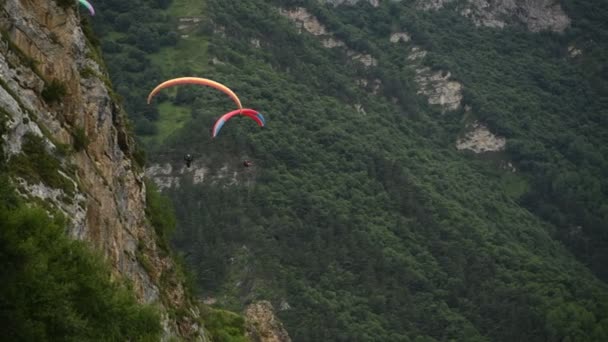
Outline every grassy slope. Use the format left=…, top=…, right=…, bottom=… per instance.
left=96, top=0, right=608, bottom=341
left=146, top=0, right=209, bottom=146
left=168, top=0, right=204, bottom=17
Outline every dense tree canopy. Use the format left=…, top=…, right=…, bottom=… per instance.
left=94, top=0, right=608, bottom=341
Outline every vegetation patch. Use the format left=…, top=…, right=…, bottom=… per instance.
left=72, top=126, right=89, bottom=152
left=8, top=133, right=75, bottom=196
left=132, top=142, right=147, bottom=169
left=0, top=194, right=162, bottom=340
left=145, top=180, right=176, bottom=252
left=90, top=0, right=185, bottom=146
left=79, top=66, right=98, bottom=79
left=200, top=307, right=249, bottom=342
left=1, top=133, right=160, bottom=340
left=169, top=0, right=205, bottom=17
left=96, top=0, right=608, bottom=341
left=136, top=242, right=155, bottom=277
left=141, top=101, right=190, bottom=147
left=81, top=18, right=101, bottom=50
left=142, top=179, right=204, bottom=328
left=41, top=79, right=67, bottom=104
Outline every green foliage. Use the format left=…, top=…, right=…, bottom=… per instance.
left=145, top=180, right=176, bottom=252
left=382, top=1, right=608, bottom=281
left=81, top=18, right=102, bottom=51
left=136, top=242, right=156, bottom=276
left=96, top=0, right=608, bottom=341
left=9, top=133, right=75, bottom=196
left=142, top=180, right=202, bottom=318
left=133, top=142, right=148, bottom=168
left=136, top=118, right=159, bottom=136
left=201, top=307, right=249, bottom=342
left=72, top=126, right=90, bottom=152
left=79, top=66, right=97, bottom=79
left=0, top=188, right=162, bottom=341
left=91, top=0, right=183, bottom=147
left=0, top=103, right=161, bottom=341
left=41, top=79, right=67, bottom=103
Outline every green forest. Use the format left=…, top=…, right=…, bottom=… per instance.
left=0, top=114, right=162, bottom=340
left=92, top=0, right=608, bottom=340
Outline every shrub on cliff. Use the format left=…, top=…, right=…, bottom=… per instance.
left=41, top=79, right=67, bottom=104
left=72, top=126, right=90, bottom=152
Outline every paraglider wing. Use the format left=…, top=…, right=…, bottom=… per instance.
left=241, top=109, right=265, bottom=127
left=255, top=112, right=266, bottom=125
left=212, top=113, right=231, bottom=138
left=78, top=0, right=95, bottom=16
left=212, top=108, right=265, bottom=138
left=147, top=77, right=242, bottom=109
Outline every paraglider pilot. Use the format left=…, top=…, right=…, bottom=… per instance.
left=184, top=154, right=194, bottom=168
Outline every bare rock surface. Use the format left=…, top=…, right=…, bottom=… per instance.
left=146, top=160, right=252, bottom=190
left=419, top=0, right=570, bottom=32
left=245, top=301, right=292, bottom=342
left=324, top=0, right=380, bottom=6
left=415, top=68, right=463, bottom=112
left=457, top=122, right=506, bottom=153
left=279, top=7, right=327, bottom=35
left=390, top=32, right=411, bottom=43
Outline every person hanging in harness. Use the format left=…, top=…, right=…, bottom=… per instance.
left=184, top=154, right=194, bottom=168
left=243, top=160, right=254, bottom=167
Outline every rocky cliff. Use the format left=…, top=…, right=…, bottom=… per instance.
left=322, top=0, right=570, bottom=32
left=420, top=0, right=570, bottom=32
left=0, top=0, right=203, bottom=339
left=245, top=301, right=291, bottom=342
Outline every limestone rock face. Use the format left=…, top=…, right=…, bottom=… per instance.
left=390, top=32, right=411, bottom=43
left=245, top=301, right=292, bottom=342
left=348, top=51, right=378, bottom=67
left=418, top=0, right=451, bottom=11
left=404, top=44, right=462, bottom=112
left=0, top=1, right=204, bottom=340
left=322, top=36, right=346, bottom=48
left=324, top=0, right=380, bottom=7
left=279, top=7, right=377, bottom=68
left=415, top=69, right=463, bottom=112
left=568, top=45, right=582, bottom=58
left=146, top=163, right=181, bottom=190
left=457, top=122, right=506, bottom=153
left=419, top=0, right=570, bottom=32
left=146, top=160, right=250, bottom=190
left=279, top=7, right=327, bottom=36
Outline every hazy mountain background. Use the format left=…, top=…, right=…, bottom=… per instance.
left=92, top=0, right=608, bottom=340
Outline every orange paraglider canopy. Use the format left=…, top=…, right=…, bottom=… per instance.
left=147, top=77, right=242, bottom=109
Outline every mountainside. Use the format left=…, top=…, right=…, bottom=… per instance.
left=94, top=0, right=608, bottom=341
left=0, top=0, right=204, bottom=339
